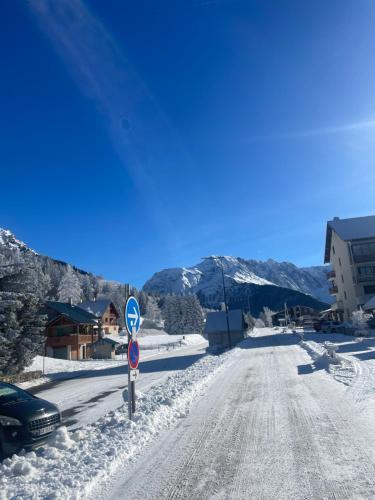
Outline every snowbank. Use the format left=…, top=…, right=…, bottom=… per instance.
left=0, top=344, right=234, bottom=499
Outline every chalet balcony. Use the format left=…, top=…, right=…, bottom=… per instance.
left=329, top=285, right=338, bottom=295
left=327, top=270, right=336, bottom=280
left=353, top=253, right=375, bottom=264
left=46, top=335, right=98, bottom=346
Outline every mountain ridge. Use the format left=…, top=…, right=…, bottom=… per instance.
left=143, top=255, right=332, bottom=306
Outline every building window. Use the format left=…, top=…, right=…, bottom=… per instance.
left=347, top=308, right=350, bottom=318
left=338, top=257, right=342, bottom=266
left=364, top=285, right=375, bottom=295
left=332, top=245, right=335, bottom=255
left=341, top=274, right=344, bottom=283
left=358, top=265, right=375, bottom=277
left=344, top=291, right=347, bottom=300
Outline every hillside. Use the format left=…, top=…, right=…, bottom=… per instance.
left=0, top=228, right=129, bottom=325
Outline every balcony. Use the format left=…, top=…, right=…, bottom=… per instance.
left=46, top=335, right=98, bottom=346
left=327, top=270, right=336, bottom=280
left=357, top=273, right=375, bottom=283
left=352, top=253, right=375, bottom=264
left=329, top=285, right=338, bottom=295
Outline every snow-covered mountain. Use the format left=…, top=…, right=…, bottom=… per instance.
left=143, top=256, right=332, bottom=305
left=0, top=228, right=37, bottom=255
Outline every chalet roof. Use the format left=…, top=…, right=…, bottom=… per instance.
left=78, top=299, right=117, bottom=318
left=204, top=309, right=244, bottom=334
left=324, top=216, right=375, bottom=263
left=45, top=301, right=98, bottom=325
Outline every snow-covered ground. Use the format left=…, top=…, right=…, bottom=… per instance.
left=20, top=333, right=205, bottom=390
left=6, top=328, right=375, bottom=498
left=298, top=330, right=375, bottom=417
left=0, top=339, right=223, bottom=499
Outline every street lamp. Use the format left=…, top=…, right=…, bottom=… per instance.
left=202, top=256, right=231, bottom=348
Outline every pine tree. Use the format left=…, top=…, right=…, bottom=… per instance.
left=0, top=259, right=46, bottom=375
left=57, top=265, right=82, bottom=304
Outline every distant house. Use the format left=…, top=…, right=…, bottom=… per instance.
left=45, top=301, right=99, bottom=360
left=204, top=309, right=246, bottom=349
left=272, top=305, right=320, bottom=327
left=77, top=299, right=120, bottom=335
left=91, top=337, right=120, bottom=360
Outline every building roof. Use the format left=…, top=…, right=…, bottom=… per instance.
left=324, top=215, right=375, bottom=263
left=364, top=295, right=375, bottom=311
left=204, top=309, right=244, bottom=334
left=78, top=299, right=117, bottom=318
left=45, top=301, right=98, bottom=325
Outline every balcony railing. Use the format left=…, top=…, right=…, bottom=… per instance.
left=357, top=274, right=375, bottom=283
left=329, top=286, right=338, bottom=295
left=327, top=270, right=336, bottom=280
left=353, top=253, right=375, bottom=264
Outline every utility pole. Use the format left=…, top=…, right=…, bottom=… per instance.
left=202, top=256, right=231, bottom=348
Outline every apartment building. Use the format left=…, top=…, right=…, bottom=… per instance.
left=324, top=215, right=375, bottom=321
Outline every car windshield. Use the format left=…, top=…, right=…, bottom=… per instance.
left=0, top=384, right=33, bottom=404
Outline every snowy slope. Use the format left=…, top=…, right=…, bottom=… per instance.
left=0, top=227, right=37, bottom=255
left=143, top=256, right=332, bottom=304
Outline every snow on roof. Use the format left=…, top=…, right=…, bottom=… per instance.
left=324, top=215, right=375, bottom=263
left=78, top=299, right=112, bottom=317
left=45, top=301, right=98, bottom=324
left=364, top=295, right=375, bottom=311
left=329, top=216, right=375, bottom=241
left=204, top=309, right=244, bottom=334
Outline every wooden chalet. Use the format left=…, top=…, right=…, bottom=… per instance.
left=45, top=301, right=99, bottom=360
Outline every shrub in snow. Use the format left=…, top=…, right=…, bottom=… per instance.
left=351, top=309, right=370, bottom=335
left=254, top=318, right=265, bottom=328
left=259, top=306, right=275, bottom=327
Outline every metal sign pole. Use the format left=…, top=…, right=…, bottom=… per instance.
left=128, top=326, right=132, bottom=421
left=125, top=294, right=140, bottom=421
left=131, top=326, right=136, bottom=413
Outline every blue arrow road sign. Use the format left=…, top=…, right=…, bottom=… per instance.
left=125, top=296, right=140, bottom=335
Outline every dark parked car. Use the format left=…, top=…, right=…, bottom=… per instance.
left=0, top=382, right=61, bottom=459
left=115, top=343, right=128, bottom=355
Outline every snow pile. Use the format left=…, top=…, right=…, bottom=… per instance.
left=0, top=346, right=233, bottom=499
left=299, top=340, right=356, bottom=386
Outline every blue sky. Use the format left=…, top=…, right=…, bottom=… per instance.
left=1, top=0, right=375, bottom=287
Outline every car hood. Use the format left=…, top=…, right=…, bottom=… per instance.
left=0, top=398, right=59, bottom=423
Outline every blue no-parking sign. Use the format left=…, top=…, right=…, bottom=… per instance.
left=125, top=296, right=140, bottom=336
left=128, top=339, right=140, bottom=369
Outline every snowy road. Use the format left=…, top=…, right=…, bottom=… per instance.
left=30, top=342, right=208, bottom=429
left=105, top=330, right=375, bottom=500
